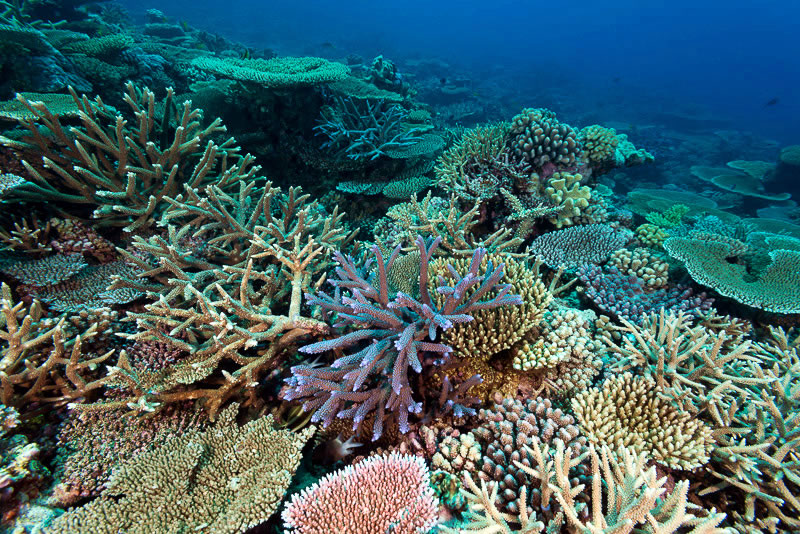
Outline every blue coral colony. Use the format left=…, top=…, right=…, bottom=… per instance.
left=0, top=1, right=799, bottom=533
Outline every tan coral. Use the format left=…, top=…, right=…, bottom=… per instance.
left=571, top=372, right=715, bottom=469
left=608, top=247, right=670, bottom=288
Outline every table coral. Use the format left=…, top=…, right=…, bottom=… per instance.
left=529, top=223, right=632, bottom=269
left=46, top=406, right=313, bottom=534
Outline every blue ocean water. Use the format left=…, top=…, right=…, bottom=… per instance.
left=120, top=0, right=799, bottom=145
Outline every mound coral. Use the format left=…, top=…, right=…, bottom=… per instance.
left=510, top=108, right=581, bottom=170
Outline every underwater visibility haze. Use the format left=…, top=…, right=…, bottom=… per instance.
left=0, top=0, right=799, bottom=532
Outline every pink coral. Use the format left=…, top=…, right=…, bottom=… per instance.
left=282, top=453, right=439, bottom=534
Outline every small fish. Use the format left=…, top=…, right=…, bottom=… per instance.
left=440, top=77, right=447, bottom=86
left=180, top=20, right=191, bottom=32
left=764, top=97, right=779, bottom=107
left=240, top=48, right=251, bottom=60
left=320, top=42, right=336, bottom=50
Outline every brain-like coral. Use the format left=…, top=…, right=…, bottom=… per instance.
left=510, top=108, right=581, bottom=169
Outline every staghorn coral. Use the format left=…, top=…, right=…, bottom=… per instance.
left=510, top=108, right=581, bottom=170
left=571, top=372, right=715, bottom=469
left=378, top=192, right=525, bottom=256
left=665, top=235, right=800, bottom=314
left=46, top=406, right=314, bottom=534
left=0, top=282, right=114, bottom=407
left=315, top=96, right=424, bottom=161
left=699, top=327, right=800, bottom=529
left=529, top=223, right=632, bottom=269
left=2, top=82, right=257, bottom=231
left=547, top=443, right=726, bottom=534
left=103, top=182, right=351, bottom=417
left=282, top=453, right=439, bottom=534
left=602, top=310, right=761, bottom=414
left=283, top=236, right=522, bottom=439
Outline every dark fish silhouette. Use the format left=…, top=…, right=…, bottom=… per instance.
left=612, top=76, right=621, bottom=83
left=764, top=97, right=779, bottom=107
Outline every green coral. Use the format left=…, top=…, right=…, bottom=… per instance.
left=191, top=56, right=349, bottom=87
left=665, top=235, right=800, bottom=314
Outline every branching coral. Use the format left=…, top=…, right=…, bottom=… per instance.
left=283, top=236, right=522, bottom=439
left=282, top=453, right=439, bottom=534
left=2, top=82, right=257, bottom=231
left=571, top=372, right=715, bottom=469
left=602, top=310, right=762, bottom=414
left=0, top=283, right=114, bottom=407
left=46, top=406, right=314, bottom=534
left=315, top=96, right=424, bottom=160
left=102, top=182, right=350, bottom=416
left=546, top=443, right=726, bottom=534
left=377, top=192, right=524, bottom=256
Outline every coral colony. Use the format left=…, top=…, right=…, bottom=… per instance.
left=1, top=2, right=800, bottom=533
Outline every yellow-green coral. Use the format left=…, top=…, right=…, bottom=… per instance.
left=45, top=407, right=314, bottom=534
left=635, top=222, right=668, bottom=248
left=579, top=124, right=619, bottom=166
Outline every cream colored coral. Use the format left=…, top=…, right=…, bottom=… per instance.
left=512, top=309, right=595, bottom=371
left=544, top=172, right=591, bottom=228
left=608, top=247, right=670, bottom=288
left=432, top=432, right=482, bottom=474
left=571, top=372, right=715, bottom=469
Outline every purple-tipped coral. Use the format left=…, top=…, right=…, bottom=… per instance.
left=578, top=265, right=713, bottom=324
left=283, top=236, right=522, bottom=439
